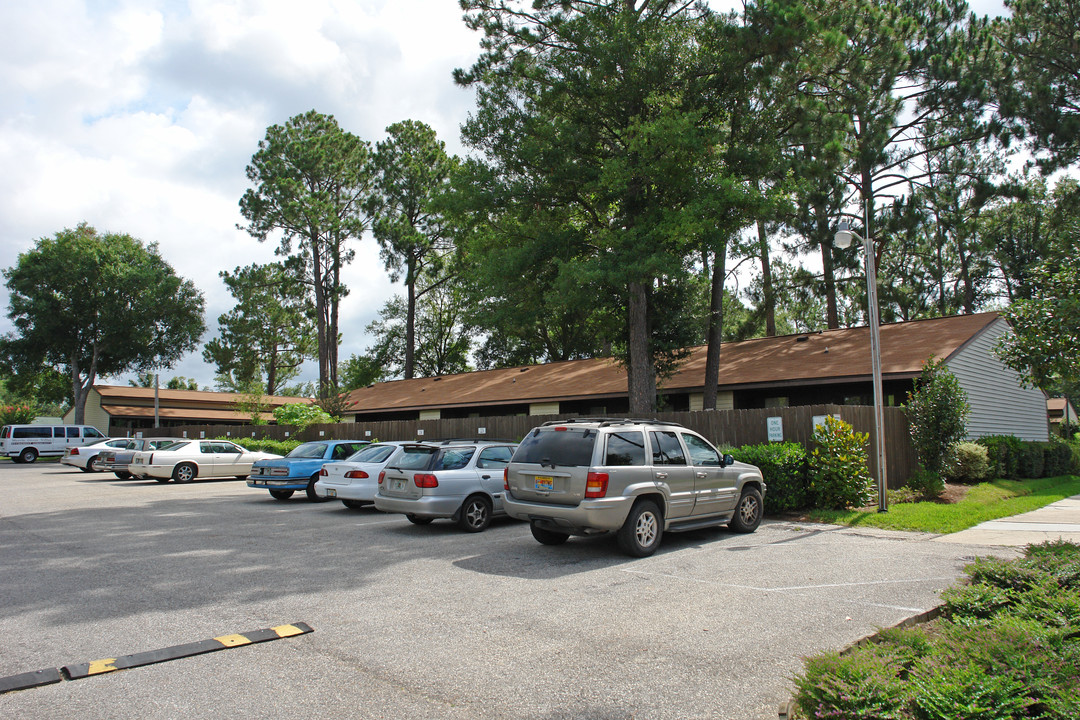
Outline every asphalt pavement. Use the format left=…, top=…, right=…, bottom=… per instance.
left=0, top=463, right=1054, bottom=719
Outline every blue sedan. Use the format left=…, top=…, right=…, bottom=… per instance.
left=248, top=440, right=368, bottom=501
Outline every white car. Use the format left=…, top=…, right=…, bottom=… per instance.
left=60, top=438, right=133, bottom=472
left=313, top=441, right=410, bottom=509
left=128, top=439, right=281, bottom=484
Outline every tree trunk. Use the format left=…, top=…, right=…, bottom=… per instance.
left=819, top=203, right=839, bottom=330
left=702, top=247, right=726, bottom=410
left=757, top=220, right=775, bottom=336
left=405, top=255, right=417, bottom=380
left=309, top=233, right=330, bottom=391
left=626, top=281, right=654, bottom=414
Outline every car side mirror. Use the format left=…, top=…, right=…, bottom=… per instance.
left=722, top=454, right=735, bottom=467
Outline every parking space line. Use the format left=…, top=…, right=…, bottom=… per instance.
left=622, top=568, right=956, bottom=593
left=0, top=622, right=313, bottom=694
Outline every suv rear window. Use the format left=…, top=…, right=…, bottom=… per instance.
left=513, top=429, right=596, bottom=467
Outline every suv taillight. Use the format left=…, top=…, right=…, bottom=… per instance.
left=503, top=467, right=509, bottom=491
left=378, top=471, right=385, bottom=484
left=585, top=472, right=609, bottom=498
left=414, top=473, right=439, bottom=488
left=345, top=470, right=369, bottom=479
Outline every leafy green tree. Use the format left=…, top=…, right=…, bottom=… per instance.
left=339, top=354, right=385, bottom=391
left=0, top=223, right=205, bottom=424
left=127, top=373, right=202, bottom=391
left=456, top=0, right=732, bottom=412
left=202, top=262, right=315, bottom=395
left=998, top=195, right=1080, bottom=399
left=360, top=284, right=473, bottom=380
left=904, top=357, right=970, bottom=476
left=367, top=120, right=457, bottom=379
left=995, top=0, right=1080, bottom=171
left=0, top=367, right=70, bottom=412
left=239, top=110, right=373, bottom=391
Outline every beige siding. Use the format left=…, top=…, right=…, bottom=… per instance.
left=63, top=390, right=111, bottom=435
left=945, top=319, right=1049, bottom=442
left=419, top=409, right=442, bottom=421
left=529, top=402, right=560, bottom=416
left=688, top=392, right=733, bottom=412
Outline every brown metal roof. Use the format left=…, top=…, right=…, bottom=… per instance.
left=345, top=313, right=1002, bottom=414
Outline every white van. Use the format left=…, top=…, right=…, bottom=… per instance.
left=0, top=424, right=108, bottom=463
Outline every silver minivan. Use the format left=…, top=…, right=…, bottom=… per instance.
left=503, top=419, right=766, bottom=556
left=374, top=440, right=517, bottom=532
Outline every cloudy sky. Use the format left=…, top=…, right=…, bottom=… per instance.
left=0, top=0, right=1008, bottom=392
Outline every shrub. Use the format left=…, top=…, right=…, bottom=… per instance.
left=978, top=435, right=1024, bottom=479
left=1042, top=439, right=1075, bottom=477
left=940, top=583, right=1016, bottom=622
left=904, top=357, right=970, bottom=475
left=730, top=442, right=808, bottom=512
left=807, top=416, right=874, bottom=510
left=906, top=468, right=945, bottom=500
left=1018, top=441, right=1045, bottom=479
left=943, top=442, right=990, bottom=484
left=0, top=404, right=36, bottom=425
left=793, top=647, right=908, bottom=720
left=908, top=662, right=1033, bottom=720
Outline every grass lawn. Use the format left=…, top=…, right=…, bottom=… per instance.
left=805, top=475, right=1080, bottom=534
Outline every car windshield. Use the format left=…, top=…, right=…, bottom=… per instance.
left=286, top=442, right=328, bottom=459
left=513, top=428, right=596, bottom=466
left=347, top=444, right=398, bottom=463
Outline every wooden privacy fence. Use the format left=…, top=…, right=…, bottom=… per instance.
left=161, top=404, right=916, bottom=488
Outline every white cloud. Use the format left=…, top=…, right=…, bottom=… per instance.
left=0, top=0, right=482, bottom=390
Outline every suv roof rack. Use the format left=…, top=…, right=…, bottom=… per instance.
left=539, top=418, right=684, bottom=429
left=428, top=437, right=516, bottom=445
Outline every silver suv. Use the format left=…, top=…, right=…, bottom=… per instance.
left=374, top=440, right=517, bottom=532
left=503, top=419, right=766, bottom=556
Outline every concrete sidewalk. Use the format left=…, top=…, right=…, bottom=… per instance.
left=935, top=493, right=1080, bottom=546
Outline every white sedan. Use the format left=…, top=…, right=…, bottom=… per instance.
left=60, top=438, right=133, bottom=472
left=313, top=441, right=409, bottom=508
left=128, top=439, right=281, bottom=483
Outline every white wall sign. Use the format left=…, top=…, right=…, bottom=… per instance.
left=767, top=416, right=783, bottom=442
left=417, top=429, right=425, bottom=436
left=478, top=427, right=487, bottom=435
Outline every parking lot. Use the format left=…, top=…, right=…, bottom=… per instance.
left=1, top=463, right=1016, bottom=719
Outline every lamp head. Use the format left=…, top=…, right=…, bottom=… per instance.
left=834, top=221, right=855, bottom=249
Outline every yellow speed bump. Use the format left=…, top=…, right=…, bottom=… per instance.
left=61, top=622, right=313, bottom=681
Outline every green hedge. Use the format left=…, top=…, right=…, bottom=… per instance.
left=730, top=442, right=808, bottom=512
left=978, top=435, right=1079, bottom=480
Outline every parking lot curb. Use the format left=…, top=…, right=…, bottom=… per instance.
left=0, top=623, right=312, bottom=694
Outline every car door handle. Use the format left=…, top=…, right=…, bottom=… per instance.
left=481, top=475, right=491, bottom=479
left=655, top=472, right=668, bottom=479
left=696, top=472, right=707, bottom=478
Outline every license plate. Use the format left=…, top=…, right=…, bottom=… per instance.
left=326, top=488, right=336, bottom=497
left=534, top=476, right=554, bottom=491
left=392, top=479, right=406, bottom=492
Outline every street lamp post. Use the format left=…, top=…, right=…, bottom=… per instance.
left=835, top=212, right=888, bottom=513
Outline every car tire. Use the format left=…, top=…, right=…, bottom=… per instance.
left=728, top=487, right=763, bottom=534
left=342, top=500, right=367, bottom=509
left=172, top=462, right=197, bottom=483
left=19, top=447, right=38, bottom=464
left=406, top=514, right=434, bottom=525
left=114, top=471, right=132, bottom=480
left=530, top=522, right=569, bottom=546
left=235, top=475, right=248, bottom=481
left=616, top=499, right=663, bottom=557
left=458, top=495, right=492, bottom=533
left=269, top=489, right=294, bottom=500
left=85, top=456, right=100, bottom=472
left=306, top=474, right=330, bottom=502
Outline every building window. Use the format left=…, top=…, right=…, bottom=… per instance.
left=765, top=397, right=789, bottom=408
